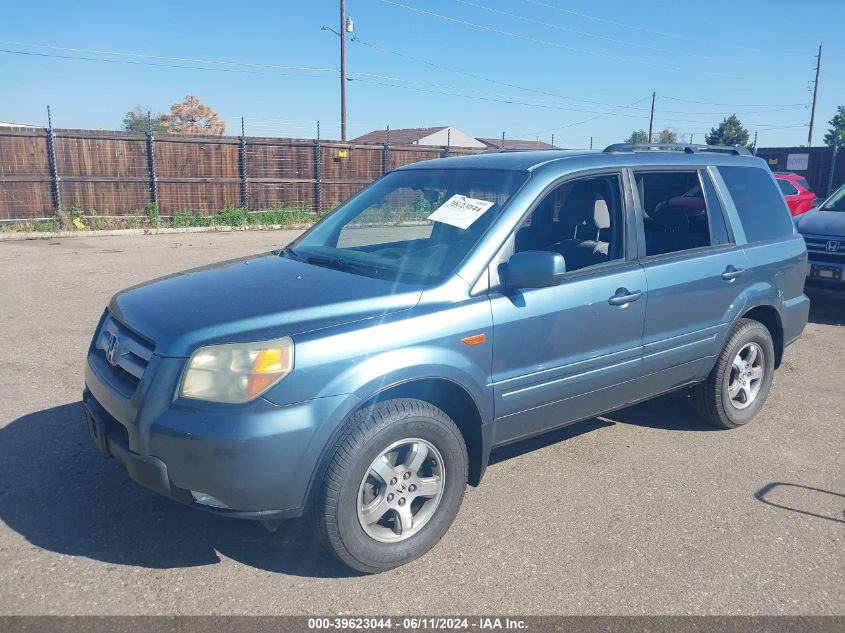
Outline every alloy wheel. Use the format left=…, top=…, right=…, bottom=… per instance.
left=727, top=342, right=765, bottom=410
left=356, top=438, right=445, bottom=543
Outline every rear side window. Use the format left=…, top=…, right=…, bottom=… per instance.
left=718, top=166, right=794, bottom=242
left=777, top=179, right=798, bottom=196
left=633, top=170, right=728, bottom=257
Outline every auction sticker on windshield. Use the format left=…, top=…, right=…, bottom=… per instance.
left=428, top=194, right=494, bottom=230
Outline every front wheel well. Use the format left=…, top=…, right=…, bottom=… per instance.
left=741, top=305, right=784, bottom=368
left=359, top=379, right=486, bottom=486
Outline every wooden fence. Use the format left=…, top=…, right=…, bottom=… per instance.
left=8, top=128, right=838, bottom=222
left=0, top=127, right=481, bottom=220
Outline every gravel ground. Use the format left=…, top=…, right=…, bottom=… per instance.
left=0, top=231, right=842, bottom=615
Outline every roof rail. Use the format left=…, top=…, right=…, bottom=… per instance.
left=481, top=147, right=561, bottom=154
left=603, top=143, right=751, bottom=156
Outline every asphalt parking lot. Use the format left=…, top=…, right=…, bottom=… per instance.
left=0, top=230, right=842, bottom=615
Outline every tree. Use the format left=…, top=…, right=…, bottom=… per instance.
left=161, top=94, right=225, bottom=136
left=656, top=127, right=678, bottom=144
left=625, top=129, right=649, bottom=143
left=122, top=106, right=165, bottom=132
left=705, top=114, right=749, bottom=147
left=823, top=105, right=845, bottom=147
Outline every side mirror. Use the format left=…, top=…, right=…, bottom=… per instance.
left=810, top=197, right=822, bottom=208
left=502, top=251, right=566, bottom=289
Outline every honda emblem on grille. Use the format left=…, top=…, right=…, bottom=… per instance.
left=826, top=240, right=841, bottom=252
left=106, top=334, right=120, bottom=366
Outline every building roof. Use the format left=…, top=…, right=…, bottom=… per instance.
left=0, top=120, right=39, bottom=128
left=351, top=127, right=448, bottom=145
left=476, top=137, right=559, bottom=150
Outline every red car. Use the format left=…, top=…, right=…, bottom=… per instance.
left=774, top=172, right=817, bottom=216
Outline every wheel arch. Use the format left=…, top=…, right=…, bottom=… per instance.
left=356, top=378, right=489, bottom=487
left=302, top=376, right=492, bottom=519
left=740, top=304, right=784, bottom=368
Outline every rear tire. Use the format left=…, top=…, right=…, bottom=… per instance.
left=692, top=318, right=775, bottom=429
left=315, top=398, right=468, bottom=573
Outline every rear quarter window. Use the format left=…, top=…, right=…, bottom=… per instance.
left=777, top=179, right=798, bottom=196
left=718, top=166, right=794, bottom=242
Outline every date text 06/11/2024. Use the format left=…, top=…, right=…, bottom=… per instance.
left=306, top=617, right=529, bottom=630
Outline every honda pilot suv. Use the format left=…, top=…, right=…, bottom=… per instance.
left=84, top=144, right=809, bottom=573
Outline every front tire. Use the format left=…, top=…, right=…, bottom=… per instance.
left=315, top=398, right=468, bottom=573
left=692, top=318, right=776, bottom=429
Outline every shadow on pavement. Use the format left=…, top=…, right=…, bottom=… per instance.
left=489, top=390, right=715, bottom=465
left=806, top=291, right=845, bottom=326
left=1, top=393, right=715, bottom=575
left=489, top=418, right=614, bottom=466
left=755, top=482, right=845, bottom=524
left=603, top=391, right=718, bottom=432
left=0, top=402, right=358, bottom=578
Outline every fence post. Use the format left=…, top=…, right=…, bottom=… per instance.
left=314, top=121, right=322, bottom=213
left=383, top=125, right=390, bottom=175
left=46, top=105, right=61, bottom=211
left=146, top=114, right=158, bottom=207
left=239, top=117, right=248, bottom=210
left=827, top=144, right=839, bottom=197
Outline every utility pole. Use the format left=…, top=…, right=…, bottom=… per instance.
left=340, top=0, right=348, bottom=142
left=808, top=43, right=822, bottom=146
left=648, top=91, right=656, bottom=142
left=590, top=136, right=593, bottom=149
left=753, top=130, right=758, bottom=155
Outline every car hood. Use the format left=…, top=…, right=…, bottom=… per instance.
left=109, top=253, right=423, bottom=357
left=795, top=209, right=845, bottom=238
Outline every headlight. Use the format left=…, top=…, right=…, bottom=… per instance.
left=179, top=337, right=294, bottom=404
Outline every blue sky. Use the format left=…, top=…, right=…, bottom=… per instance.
left=2, top=0, right=843, bottom=147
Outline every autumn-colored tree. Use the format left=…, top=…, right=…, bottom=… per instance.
left=656, top=127, right=678, bottom=144
left=161, top=95, right=225, bottom=136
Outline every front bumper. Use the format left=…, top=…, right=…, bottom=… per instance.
left=805, top=256, right=845, bottom=293
left=84, top=357, right=361, bottom=520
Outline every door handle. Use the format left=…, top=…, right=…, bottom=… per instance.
left=608, top=288, right=643, bottom=306
left=721, top=265, right=745, bottom=281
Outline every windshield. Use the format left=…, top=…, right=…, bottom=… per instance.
left=820, top=184, right=845, bottom=212
left=288, top=168, right=528, bottom=283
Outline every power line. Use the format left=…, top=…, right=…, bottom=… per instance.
left=0, top=40, right=337, bottom=73
left=352, top=73, right=809, bottom=129
left=351, top=71, right=644, bottom=114
left=519, top=0, right=762, bottom=54
left=452, top=0, right=736, bottom=65
left=660, top=94, right=807, bottom=108
left=352, top=37, right=807, bottom=118
left=515, top=96, right=653, bottom=137
left=6, top=38, right=808, bottom=119
left=352, top=36, right=635, bottom=110
left=377, top=0, right=742, bottom=78
left=0, top=47, right=335, bottom=79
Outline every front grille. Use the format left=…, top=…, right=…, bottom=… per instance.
left=93, top=313, right=155, bottom=388
left=804, top=236, right=845, bottom=260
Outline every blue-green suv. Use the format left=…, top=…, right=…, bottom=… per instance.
left=84, top=144, right=809, bottom=572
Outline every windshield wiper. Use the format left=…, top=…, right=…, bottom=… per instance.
left=304, top=255, right=383, bottom=277
left=279, top=246, right=302, bottom=260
